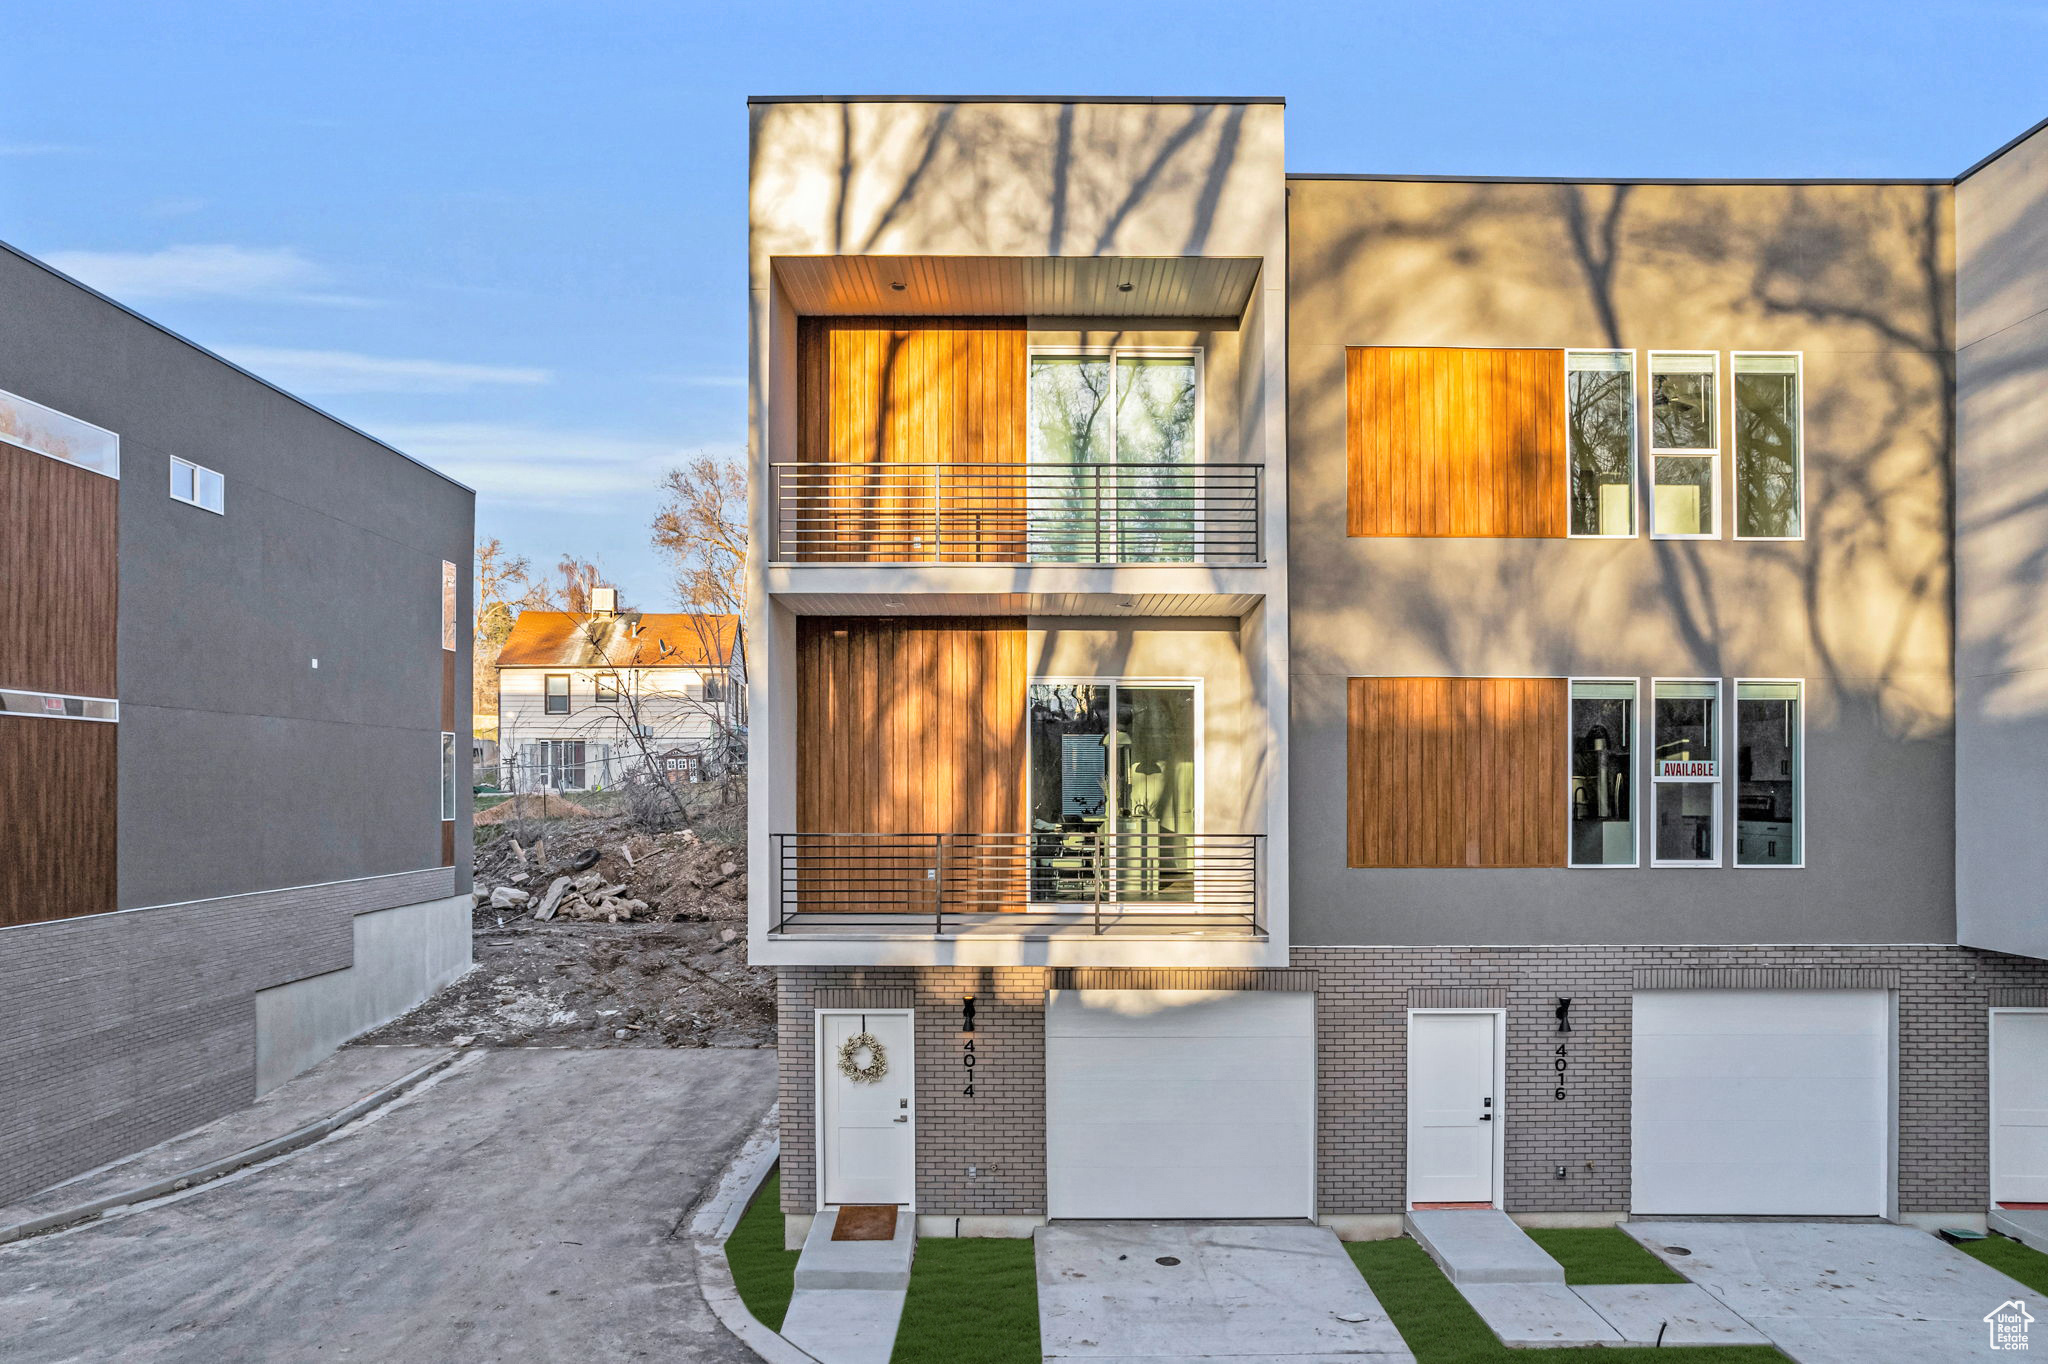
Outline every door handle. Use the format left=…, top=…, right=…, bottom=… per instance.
left=892, top=1115, right=908, bottom=1123
left=1478, top=1113, right=1492, bottom=1121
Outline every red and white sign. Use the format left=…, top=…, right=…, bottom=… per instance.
left=1656, top=759, right=1717, bottom=780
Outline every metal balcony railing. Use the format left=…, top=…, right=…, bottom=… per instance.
left=770, top=831, right=1263, bottom=936
left=768, top=461, right=1263, bottom=565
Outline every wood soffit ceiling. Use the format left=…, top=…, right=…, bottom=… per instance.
left=771, top=255, right=1261, bottom=320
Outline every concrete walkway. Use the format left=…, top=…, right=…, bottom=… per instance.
left=1036, top=1221, right=1415, bottom=1363
left=1991, top=1206, right=2048, bottom=1253
left=1626, top=1220, right=2041, bottom=1363
left=0, top=1047, right=777, bottom=1364
left=781, top=1208, right=915, bottom=1364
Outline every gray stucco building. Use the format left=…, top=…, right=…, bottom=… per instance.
left=0, top=241, right=474, bottom=1205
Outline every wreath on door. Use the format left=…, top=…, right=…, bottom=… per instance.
left=837, top=1031, right=889, bottom=1084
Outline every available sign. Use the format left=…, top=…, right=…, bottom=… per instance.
left=1656, top=759, right=1717, bottom=780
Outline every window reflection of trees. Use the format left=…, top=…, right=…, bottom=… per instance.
left=1735, top=371, right=1800, bottom=538
left=1567, top=366, right=1633, bottom=535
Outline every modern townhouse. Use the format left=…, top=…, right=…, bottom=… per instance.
left=747, top=96, right=2048, bottom=1247
left=495, top=592, right=745, bottom=792
left=0, top=241, right=475, bottom=1206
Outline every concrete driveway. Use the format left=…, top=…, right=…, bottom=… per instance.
left=1036, top=1221, right=1415, bottom=1363
left=1625, top=1221, right=2039, bottom=1364
left=0, top=1047, right=776, bottom=1364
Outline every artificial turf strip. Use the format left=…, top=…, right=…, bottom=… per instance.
left=890, top=1237, right=1041, bottom=1364
left=1346, top=1237, right=1787, bottom=1362
left=1522, top=1227, right=1689, bottom=1284
left=1958, top=1233, right=2048, bottom=1295
left=722, top=1167, right=799, bottom=1332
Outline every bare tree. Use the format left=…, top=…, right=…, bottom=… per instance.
left=652, top=453, right=746, bottom=615
left=473, top=538, right=556, bottom=718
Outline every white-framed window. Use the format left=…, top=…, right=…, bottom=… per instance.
left=169, top=456, right=225, bottom=514
left=1651, top=678, right=1722, bottom=866
left=441, top=560, right=458, bottom=650
left=1734, top=678, right=1803, bottom=867
left=544, top=673, right=571, bottom=714
left=595, top=674, right=620, bottom=703
left=1568, top=678, right=1638, bottom=866
left=1026, top=345, right=1203, bottom=563
left=1565, top=350, right=1637, bottom=537
left=1733, top=353, right=1804, bottom=540
left=1647, top=352, right=1718, bottom=538
left=440, top=731, right=457, bottom=821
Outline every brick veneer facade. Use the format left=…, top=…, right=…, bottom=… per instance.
left=0, top=867, right=456, bottom=1206
left=778, top=943, right=2048, bottom=1219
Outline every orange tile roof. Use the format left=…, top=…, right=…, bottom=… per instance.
left=494, top=611, right=740, bottom=669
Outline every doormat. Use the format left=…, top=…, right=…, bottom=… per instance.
left=832, top=1205, right=899, bottom=1241
left=1999, top=1201, right=2048, bottom=1210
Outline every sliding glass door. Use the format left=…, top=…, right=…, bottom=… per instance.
left=1027, top=680, right=1198, bottom=905
left=1026, top=350, right=1200, bottom=562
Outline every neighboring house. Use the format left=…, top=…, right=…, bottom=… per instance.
left=746, top=96, right=2048, bottom=1246
left=0, top=240, right=474, bottom=1206
left=494, top=591, right=743, bottom=793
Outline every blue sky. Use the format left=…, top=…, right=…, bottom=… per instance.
left=8, top=1, right=2047, bottom=606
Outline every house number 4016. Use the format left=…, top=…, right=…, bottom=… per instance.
left=1553, top=1043, right=1568, bottom=1101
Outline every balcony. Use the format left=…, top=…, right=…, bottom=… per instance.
left=768, top=461, right=1263, bottom=566
left=770, top=831, right=1263, bottom=937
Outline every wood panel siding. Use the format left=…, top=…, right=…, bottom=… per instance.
left=1, top=440, right=118, bottom=696
left=1346, top=347, right=1566, bottom=538
left=1347, top=677, right=1567, bottom=868
left=441, top=651, right=457, bottom=734
left=0, top=715, right=117, bottom=925
left=793, top=317, right=1027, bottom=561
left=796, top=616, right=1028, bottom=913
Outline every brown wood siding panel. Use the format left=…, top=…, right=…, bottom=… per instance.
left=441, top=821, right=456, bottom=868
left=1347, top=677, right=1566, bottom=868
left=794, top=317, right=1026, bottom=562
left=441, top=651, right=457, bottom=733
left=796, top=617, right=1027, bottom=913
left=0, top=441, right=118, bottom=696
left=1346, top=347, right=1566, bottom=538
left=0, top=715, right=117, bottom=925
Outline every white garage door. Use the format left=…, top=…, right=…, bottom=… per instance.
left=1632, top=989, right=1890, bottom=1216
left=1046, top=989, right=1314, bottom=1219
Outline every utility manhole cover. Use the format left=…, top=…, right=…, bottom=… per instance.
left=1664, top=1246, right=1692, bottom=1256
left=1155, top=1256, right=1181, bottom=1266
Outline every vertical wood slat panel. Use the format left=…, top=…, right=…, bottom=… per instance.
left=795, top=616, right=1028, bottom=914
left=1347, top=677, right=1567, bottom=868
left=0, top=716, right=118, bottom=925
left=1346, top=347, right=1566, bottom=538
left=795, top=317, right=1026, bottom=562
left=1, top=441, right=118, bottom=696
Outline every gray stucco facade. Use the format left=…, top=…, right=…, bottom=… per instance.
left=0, top=242, right=474, bottom=1205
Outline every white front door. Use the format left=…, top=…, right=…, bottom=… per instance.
left=1631, top=989, right=1889, bottom=1216
left=1407, top=1011, right=1500, bottom=1206
left=819, top=1011, right=914, bottom=1207
left=1993, top=1010, right=2048, bottom=1206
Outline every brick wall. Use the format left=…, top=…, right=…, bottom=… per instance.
left=0, top=867, right=455, bottom=1205
left=780, top=943, right=2048, bottom=1220
left=779, top=966, right=1048, bottom=1216
left=1301, top=943, right=2048, bottom=1216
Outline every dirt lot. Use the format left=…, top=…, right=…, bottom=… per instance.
left=355, top=785, right=776, bottom=1050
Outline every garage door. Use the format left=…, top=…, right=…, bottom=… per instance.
left=1046, top=989, right=1314, bottom=1219
left=1632, top=989, right=1890, bottom=1216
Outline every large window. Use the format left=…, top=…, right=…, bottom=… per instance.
left=1566, top=351, right=1636, bottom=537
left=1027, top=348, right=1200, bottom=562
left=1027, top=680, right=1198, bottom=903
left=1648, top=352, right=1718, bottom=538
left=1569, top=679, right=1637, bottom=866
left=1733, top=353, right=1803, bottom=539
left=1735, top=679, right=1803, bottom=866
left=1652, top=679, right=1721, bottom=865
left=544, top=673, right=570, bottom=714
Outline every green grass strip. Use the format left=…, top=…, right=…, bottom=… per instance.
left=1958, top=1232, right=2048, bottom=1295
left=722, top=1167, right=798, bottom=1332
left=892, top=1237, right=1040, bottom=1364
left=1524, top=1227, right=1689, bottom=1284
left=1347, top=1237, right=1785, bottom=1362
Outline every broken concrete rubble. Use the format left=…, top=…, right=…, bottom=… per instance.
left=488, top=886, right=530, bottom=910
